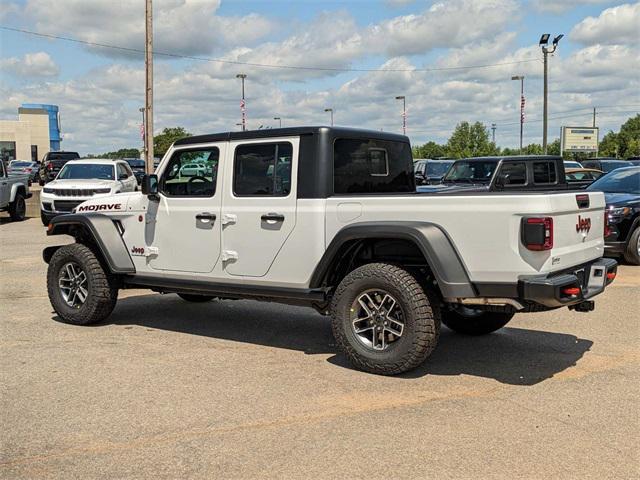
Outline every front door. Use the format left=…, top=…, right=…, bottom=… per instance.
left=148, top=144, right=224, bottom=273
left=222, top=138, right=298, bottom=277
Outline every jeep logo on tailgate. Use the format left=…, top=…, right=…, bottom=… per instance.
left=77, top=203, right=122, bottom=212
left=576, top=215, right=591, bottom=233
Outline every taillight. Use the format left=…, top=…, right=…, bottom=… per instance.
left=46, top=162, right=53, bottom=171
left=522, top=217, right=553, bottom=251
left=604, top=211, right=612, bottom=237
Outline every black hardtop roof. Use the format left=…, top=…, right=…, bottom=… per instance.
left=454, top=155, right=563, bottom=162
left=173, top=126, right=409, bottom=146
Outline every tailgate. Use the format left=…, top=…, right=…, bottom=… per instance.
left=523, top=191, right=605, bottom=272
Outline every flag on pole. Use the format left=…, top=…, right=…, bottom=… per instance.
left=140, top=122, right=145, bottom=140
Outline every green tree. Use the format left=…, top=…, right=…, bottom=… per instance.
left=446, top=121, right=499, bottom=158
left=599, top=131, right=618, bottom=157
left=547, top=138, right=561, bottom=156
left=617, top=114, right=640, bottom=158
left=412, top=141, right=447, bottom=159
left=154, top=127, right=191, bottom=157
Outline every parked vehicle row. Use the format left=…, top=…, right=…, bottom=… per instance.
left=40, top=159, right=137, bottom=225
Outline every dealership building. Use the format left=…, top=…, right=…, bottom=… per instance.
left=0, top=104, right=62, bottom=163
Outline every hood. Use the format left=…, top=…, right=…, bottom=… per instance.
left=48, top=178, right=115, bottom=189
left=604, top=192, right=640, bottom=207
left=417, top=183, right=490, bottom=194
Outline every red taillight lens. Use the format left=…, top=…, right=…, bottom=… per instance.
left=522, top=217, right=554, bottom=251
left=606, top=272, right=616, bottom=281
left=46, top=162, right=53, bottom=171
left=604, top=211, right=612, bottom=237
left=562, top=287, right=581, bottom=296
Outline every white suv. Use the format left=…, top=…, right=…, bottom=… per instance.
left=40, top=159, right=137, bottom=225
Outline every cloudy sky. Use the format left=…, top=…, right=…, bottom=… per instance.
left=1, top=0, right=639, bottom=154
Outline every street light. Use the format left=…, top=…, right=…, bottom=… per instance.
left=491, top=123, right=497, bottom=143
left=236, top=73, right=247, bottom=131
left=511, top=75, right=525, bottom=154
left=324, top=108, right=334, bottom=126
left=274, top=117, right=282, bottom=128
left=395, top=96, right=406, bottom=135
left=540, top=33, right=563, bottom=154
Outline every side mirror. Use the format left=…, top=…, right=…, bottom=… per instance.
left=141, top=174, right=159, bottom=196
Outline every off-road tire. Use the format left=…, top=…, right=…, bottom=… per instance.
left=442, top=308, right=514, bottom=335
left=177, top=293, right=216, bottom=302
left=8, top=193, right=26, bottom=221
left=623, top=226, right=640, bottom=265
left=47, top=243, right=118, bottom=325
left=330, top=263, right=440, bottom=375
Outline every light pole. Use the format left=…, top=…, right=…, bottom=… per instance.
left=491, top=123, right=497, bottom=143
left=324, top=108, right=334, bottom=126
left=540, top=33, right=563, bottom=154
left=236, top=73, right=247, bottom=131
left=274, top=117, right=282, bottom=128
left=139, top=107, right=145, bottom=160
left=395, top=96, right=406, bottom=135
left=511, top=75, right=525, bottom=154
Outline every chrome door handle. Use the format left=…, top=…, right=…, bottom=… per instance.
left=261, top=213, right=285, bottom=222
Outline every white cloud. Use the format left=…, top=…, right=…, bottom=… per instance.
left=24, top=0, right=274, bottom=57
left=530, top=0, right=613, bottom=14
left=570, top=2, right=640, bottom=45
left=0, top=52, right=59, bottom=77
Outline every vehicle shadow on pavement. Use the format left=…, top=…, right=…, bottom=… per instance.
left=61, top=293, right=593, bottom=386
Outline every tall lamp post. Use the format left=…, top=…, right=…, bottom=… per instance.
left=511, top=75, right=525, bottom=154
left=540, top=33, right=563, bottom=154
left=395, top=95, right=406, bottom=135
left=324, top=108, right=334, bottom=126
left=274, top=117, right=282, bottom=128
left=236, top=73, right=247, bottom=131
left=491, top=123, right=497, bottom=143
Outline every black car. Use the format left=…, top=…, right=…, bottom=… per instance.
left=38, top=151, right=80, bottom=185
left=413, top=159, right=454, bottom=185
left=587, top=166, right=640, bottom=265
left=124, top=158, right=146, bottom=184
left=417, top=155, right=567, bottom=193
left=581, top=158, right=629, bottom=173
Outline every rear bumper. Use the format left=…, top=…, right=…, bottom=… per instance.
left=519, top=257, right=617, bottom=308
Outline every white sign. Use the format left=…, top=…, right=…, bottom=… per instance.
left=561, top=126, right=599, bottom=153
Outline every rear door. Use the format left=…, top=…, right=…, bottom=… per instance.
left=221, top=137, right=298, bottom=277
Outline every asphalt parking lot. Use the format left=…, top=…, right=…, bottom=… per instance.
left=1, top=201, right=639, bottom=479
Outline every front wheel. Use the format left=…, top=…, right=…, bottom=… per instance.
left=8, top=193, right=26, bottom=221
left=442, top=306, right=514, bottom=335
left=623, top=227, right=640, bottom=265
left=47, top=243, right=118, bottom=325
left=330, top=263, right=440, bottom=375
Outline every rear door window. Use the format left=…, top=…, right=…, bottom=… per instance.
left=533, top=161, right=557, bottom=184
left=334, top=138, right=414, bottom=194
left=233, top=142, right=292, bottom=196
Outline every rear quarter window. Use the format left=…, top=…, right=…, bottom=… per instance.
left=496, top=162, right=527, bottom=186
left=334, top=138, right=414, bottom=194
left=533, top=161, right=557, bottom=184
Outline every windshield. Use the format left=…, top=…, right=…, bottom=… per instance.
left=600, top=161, right=629, bottom=173
left=564, top=161, right=582, bottom=168
left=426, top=161, right=453, bottom=177
left=57, top=164, right=115, bottom=180
left=587, top=168, right=640, bottom=194
left=444, top=160, right=497, bottom=183
left=126, top=159, right=145, bottom=167
left=10, top=161, right=33, bottom=167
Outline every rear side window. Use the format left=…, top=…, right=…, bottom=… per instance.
left=334, top=139, right=414, bottom=194
left=234, top=142, right=292, bottom=196
left=497, top=162, right=527, bottom=186
left=533, top=161, right=557, bottom=184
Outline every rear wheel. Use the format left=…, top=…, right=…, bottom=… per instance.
left=8, top=193, right=26, bottom=221
left=177, top=293, right=216, bottom=302
left=330, top=263, right=440, bottom=375
left=623, top=227, right=640, bottom=265
left=47, top=243, right=118, bottom=325
left=442, top=306, right=514, bottom=335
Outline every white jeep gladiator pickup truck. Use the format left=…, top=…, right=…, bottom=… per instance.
left=43, top=127, right=617, bottom=375
left=0, top=159, right=31, bottom=221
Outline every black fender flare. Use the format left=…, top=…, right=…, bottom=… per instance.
left=309, top=221, right=476, bottom=299
left=44, top=213, right=135, bottom=274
